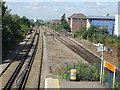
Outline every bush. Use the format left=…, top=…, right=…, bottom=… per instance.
left=82, top=31, right=88, bottom=39
left=55, top=24, right=65, bottom=33
left=114, top=81, right=120, bottom=90
left=60, top=61, right=100, bottom=81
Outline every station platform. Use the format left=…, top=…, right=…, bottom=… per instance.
left=45, top=78, right=60, bottom=89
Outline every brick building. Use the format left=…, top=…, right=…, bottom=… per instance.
left=52, top=19, right=61, bottom=27
left=68, top=13, right=87, bottom=32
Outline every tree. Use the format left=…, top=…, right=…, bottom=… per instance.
left=1, top=1, right=33, bottom=58
left=20, top=16, right=31, bottom=27
left=61, top=14, right=71, bottom=32
left=79, top=27, right=86, bottom=36
left=61, top=14, right=65, bottom=22
left=1, top=1, right=7, bottom=17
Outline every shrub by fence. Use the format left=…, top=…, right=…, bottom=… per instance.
left=60, top=61, right=100, bottom=81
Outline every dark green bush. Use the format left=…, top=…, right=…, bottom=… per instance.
left=114, top=81, right=120, bottom=90
left=82, top=31, right=88, bottom=39
left=61, top=61, right=100, bottom=81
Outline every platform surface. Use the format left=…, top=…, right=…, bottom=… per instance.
left=45, top=78, right=59, bottom=89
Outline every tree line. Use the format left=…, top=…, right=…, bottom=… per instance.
left=1, top=1, right=34, bottom=58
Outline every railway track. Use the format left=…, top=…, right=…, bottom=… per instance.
left=2, top=29, right=37, bottom=89
left=0, top=29, right=36, bottom=77
left=52, top=31, right=120, bottom=87
left=55, top=35, right=101, bottom=64
left=23, top=28, right=44, bottom=89
left=1, top=29, right=37, bottom=89
left=1, top=27, right=44, bottom=89
left=46, top=27, right=120, bottom=73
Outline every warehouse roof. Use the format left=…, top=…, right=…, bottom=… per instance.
left=86, top=16, right=115, bottom=19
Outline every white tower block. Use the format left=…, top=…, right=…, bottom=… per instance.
left=87, top=19, right=90, bottom=30
left=115, top=14, right=120, bottom=37
left=34, top=19, right=37, bottom=23
left=70, top=18, right=73, bottom=32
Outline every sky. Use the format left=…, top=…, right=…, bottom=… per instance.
left=5, top=0, right=119, bottom=20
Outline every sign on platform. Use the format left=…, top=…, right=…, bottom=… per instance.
left=70, top=69, right=76, bottom=80
left=104, top=61, right=115, bottom=72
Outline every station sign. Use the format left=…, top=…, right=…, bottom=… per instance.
left=70, top=69, right=76, bottom=80
left=104, top=61, right=115, bottom=72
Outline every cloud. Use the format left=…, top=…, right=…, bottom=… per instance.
left=6, top=2, right=118, bottom=20
left=24, top=6, right=31, bottom=8
left=83, top=2, right=117, bottom=16
left=65, top=6, right=74, bottom=12
left=4, top=0, right=120, bottom=2
left=83, top=2, right=112, bottom=8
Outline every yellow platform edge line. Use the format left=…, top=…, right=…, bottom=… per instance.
left=57, top=79, right=60, bottom=90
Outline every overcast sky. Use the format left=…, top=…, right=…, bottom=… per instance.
left=6, top=0, right=119, bottom=20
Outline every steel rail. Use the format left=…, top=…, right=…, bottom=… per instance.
left=65, top=37, right=101, bottom=63
left=0, top=30, right=35, bottom=77
left=55, top=36, right=96, bottom=63
left=37, top=30, right=44, bottom=90
left=17, top=29, right=40, bottom=90
left=3, top=30, right=37, bottom=89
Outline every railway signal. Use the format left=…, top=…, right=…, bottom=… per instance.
left=97, top=43, right=104, bottom=84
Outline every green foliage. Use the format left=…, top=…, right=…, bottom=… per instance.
left=55, top=24, right=65, bottom=33
left=73, top=27, right=87, bottom=38
left=73, top=25, right=119, bottom=44
left=73, top=31, right=80, bottom=37
left=61, top=61, right=99, bottom=81
left=20, top=16, right=31, bottom=27
left=101, top=72, right=106, bottom=83
left=55, top=14, right=71, bottom=32
left=82, top=31, right=88, bottom=39
left=114, top=81, right=120, bottom=90
left=34, top=21, right=44, bottom=26
left=2, top=1, right=33, bottom=58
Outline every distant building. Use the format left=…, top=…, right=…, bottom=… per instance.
left=115, top=14, right=120, bottom=37
left=34, top=19, right=37, bottom=23
left=52, top=19, right=61, bottom=27
left=68, top=13, right=87, bottom=32
left=34, top=19, right=39, bottom=23
left=30, top=19, right=34, bottom=23
left=37, top=19, right=44, bottom=24
left=86, top=16, right=115, bottom=35
left=67, top=13, right=120, bottom=36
